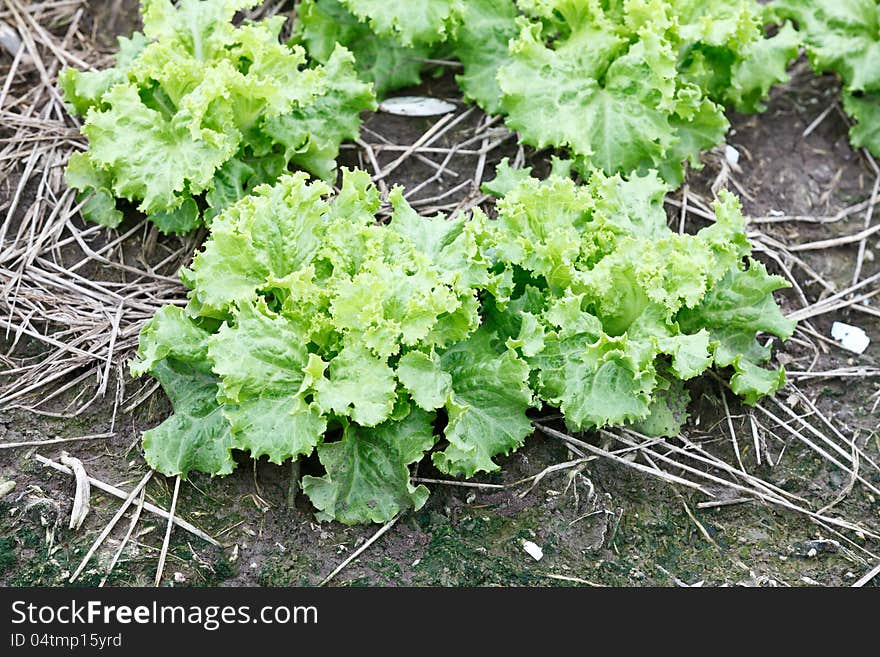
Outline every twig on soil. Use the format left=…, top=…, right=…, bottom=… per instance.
left=787, top=367, right=880, bottom=379
left=536, top=421, right=880, bottom=544
left=851, top=168, right=879, bottom=285
left=411, top=477, right=505, bottom=490
left=154, top=474, right=181, bottom=587
left=59, top=450, right=89, bottom=530
left=852, top=561, right=880, bottom=587
left=33, top=454, right=219, bottom=546
left=0, top=431, right=113, bottom=449
left=719, top=384, right=746, bottom=473
left=318, top=514, right=401, bottom=587
left=543, top=573, right=605, bottom=587
left=802, top=102, right=836, bottom=138
left=100, top=485, right=147, bottom=587
left=787, top=221, right=880, bottom=252
left=696, top=497, right=755, bottom=509
left=756, top=402, right=880, bottom=496
left=69, top=469, right=153, bottom=582
left=535, top=425, right=714, bottom=496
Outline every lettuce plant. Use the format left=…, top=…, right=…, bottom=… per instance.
left=774, top=0, right=880, bottom=156
left=294, top=0, right=515, bottom=112
left=298, top=0, right=798, bottom=186
left=295, top=0, right=438, bottom=99
left=131, top=166, right=795, bottom=524
left=497, top=0, right=799, bottom=184
left=60, top=0, right=375, bottom=234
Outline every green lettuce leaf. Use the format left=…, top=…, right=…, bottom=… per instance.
left=451, top=0, right=519, bottom=113
left=496, top=0, right=796, bottom=184
left=295, top=0, right=433, bottom=98
left=845, top=91, right=880, bottom=154
left=141, top=360, right=236, bottom=477
left=775, top=0, right=880, bottom=93
left=130, top=306, right=235, bottom=477
left=678, top=259, right=796, bottom=405
left=339, top=0, right=460, bottom=46
left=302, top=408, right=437, bottom=524
left=728, top=21, right=802, bottom=112
left=482, top=170, right=789, bottom=435
left=432, top=329, right=535, bottom=478
left=60, top=0, right=374, bottom=233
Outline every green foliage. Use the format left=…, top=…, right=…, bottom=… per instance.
left=339, top=0, right=461, bottom=46
left=297, top=0, right=797, bottom=184
left=497, top=0, right=799, bottom=184
left=295, top=0, right=435, bottom=99
left=775, top=0, right=880, bottom=156
left=132, top=167, right=794, bottom=524
left=60, top=0, right=375, bottom=233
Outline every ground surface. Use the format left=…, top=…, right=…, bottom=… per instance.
left=0, top=2, right=878, bottom=587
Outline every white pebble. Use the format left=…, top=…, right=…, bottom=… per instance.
left=831, top=322, right=870, bottom=355
left=725, top=144, right=740, bottom=166
left=522, top=540, right=544, bottom=561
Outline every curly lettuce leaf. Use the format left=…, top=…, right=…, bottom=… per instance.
left=133, top=170, right=492, bottom=519
left=207, top=301, right=327, bottom=463
left=60, top=0, right=374, bottom=233
left=496, top=0, right=795, bottom=184
left=82, top=83, right=236, bottom=218
left=302, top=409, right=437, bottom=524
left=844, top=92, right=880, bottom=154
left=183, top=172, right=333, bottom=316
left=678, top=259, right=796, bottom=404
left=339, top=0, right=460, bottom=46
left=775, top=0, right=880, bottom=93
left=65, top=152, right=124, bottom=228
left=483, top=170, right=789, bottom=435
left=451, top=0, right=519, bottom=113
left=296, top=0, right=432, bottom=98
left=262, top=45, right=377, bottom=181
left=432, top=329, right=535, bottom=478
left=141, top=360, right=236, bottom=477
left=130, top=307, right=236, bottom=477
left=498, top=18, right=681, bottom=180
left=728, top=21, right=802, bottom=112
left=313, top=342, right=398, bottom=426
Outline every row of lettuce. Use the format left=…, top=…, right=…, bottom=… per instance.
left=56, top=0, right=863, bottom=523
left=62, top=0, right=879, bottom=236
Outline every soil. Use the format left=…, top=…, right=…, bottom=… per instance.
left=0, top=4, right=877, bottom=588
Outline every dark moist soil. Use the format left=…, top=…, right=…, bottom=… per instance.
left=1, top=6, right=878, bottom=588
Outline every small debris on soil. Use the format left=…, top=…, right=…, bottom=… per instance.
left=790, top=539, right=840, bottom=559
left=59, top=452, right=90, bottom=531
left=831, top=321, right=871, bottom=354
left=725, top=144, right=741, bottom=167
left=522, top=540, right=544, bottom=561
left=378, top=96, right=458, bottom=117
left=0, top=480, right=15, bottom=499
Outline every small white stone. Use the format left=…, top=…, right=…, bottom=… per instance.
left=0, top=480, right=15, bottom=498
left=831, top=321, right=870, bottom=355
left=724, top=144, right=740, bottom=166
left=522, top=540, right=544, bottom=561
left=378, top=96, right=457, bottom=117
left=173, top=572, right=186, bottom=583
